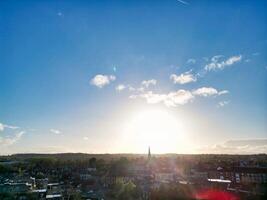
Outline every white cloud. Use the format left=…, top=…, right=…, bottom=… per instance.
left=130, top=86, right=228, bottom=107
left=193, top=87, right=218, bottom=96
left=90, top=74, right=116, bottom=88
left=225, top=55, right=242, bottom=65
left=116, top=84, right=126, bottom=92
left=57, top=11, right=64, bottom=17
left=211, top=55, right=224, bottom=62
left=128, top=86, right=136, bottom=91
left=170, top=71, right=197, bottom=84
left=218, top=90, right=229, bottom=95
left=0, top=123, right=4, bottom=132
left=205, top=55, right=242, bottom=71
left=4, top=124, right=19, bottom=130
left=0, top=131, right=25, bottom=146
left=0, top=123, right=20, bottom=132
left=197, top=139, right=267, bottom=154
left=83, top=137, right=89, bottom=140
left=217, top=101, right=230, bottom=107
left=177, top=0, right=189, bottom=5
left=141, top=79, right=157, bottom=88
left=50, top=129, right=61, bottom=134
left=187, top=58, right=196, bottom=64
left=115, top=84, right=148, bottom=93
left=165, top=90, right=195, bottom=106
left=0, top=122, right=24, bottom=148
left=193, top=87, right=228, bottom=97
left=137, top=87, right=145, bottom=92
left=225, top=139, right=267, bottom=147
left=130, top=90, right=194, bottom=107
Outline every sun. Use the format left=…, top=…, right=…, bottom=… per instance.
left=123, top=109, right=186, bottom=153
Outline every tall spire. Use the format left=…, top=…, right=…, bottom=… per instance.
left=148, top=146, right=151, bottom=160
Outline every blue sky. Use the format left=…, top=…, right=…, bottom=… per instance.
left=0, top=0, right=266, bottom=154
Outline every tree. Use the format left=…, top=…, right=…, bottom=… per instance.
left=110, top=180, right=141, bottom=200
left=89, top=157, right=96, bottom=168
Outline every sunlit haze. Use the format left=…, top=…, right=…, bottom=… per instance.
left=0, top=0, right=266, bottom=155
left=122, top=109, right=186, bottom=153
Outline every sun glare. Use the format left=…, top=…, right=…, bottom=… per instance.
left=124, top=109, right=187, bottom=153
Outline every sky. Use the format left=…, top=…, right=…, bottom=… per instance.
left=0, top=0, right=266, bottom=155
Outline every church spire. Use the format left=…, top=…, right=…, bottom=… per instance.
left=148, top=146, right=151, bottom=160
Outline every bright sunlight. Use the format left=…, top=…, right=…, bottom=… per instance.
left=123, top=109, right=187, bottom=153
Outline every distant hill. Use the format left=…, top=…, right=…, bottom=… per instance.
left=0, top=153, right=148, bottom=161
left=0, top=153, right=266, bottom=162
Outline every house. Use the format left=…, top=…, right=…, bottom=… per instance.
left=0, top=182, right=32, bottom=194
left=81, top=190, right=104, bottom=200
left=87, top=167, right=97, bottom=172
left=46, top=194, right=63, bottom=200
left=103, top=175, right=135, bottom=186
left=155, top=172, right=174, bottom=183
left=80, top=173, right=93, bottom=181
left=32, top=189, right=47, bottom=199
left=234, top=167, right=267, bottom=184
left=46, top=183, right=62, bottom=199
left=35, top=178, right=49, bottom=189
left=207, top=179, right=231, bottom=189
left=208, top=167, right=267, bottom=184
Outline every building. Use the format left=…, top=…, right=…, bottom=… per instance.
left=234, top=167, right=267, bottom=184
left=208, top=167, right=267, bottom=184
left=0, top=182, right=32, bottom=194
left=155, top=172, right=174, bottom=183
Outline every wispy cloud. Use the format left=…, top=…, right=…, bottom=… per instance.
left=218, top=90, right=229, bottom=95
left=193, top=87, right=229, bottom=97
left=170, top=71, right=197, bottom=84
left=187, top=58, right=196, bottom=64
left=128, top=85, right=136, bottom=92
left=115, top=84, right=126, bottom=92
left=177, top=0, right=189, bottom=5
left=50, top=129, right=61, bottom=134
left=4, top=124, right=19, bottom=130
left=0, top=131, right=25, bottom=146
left=57, top=11, right=64, bottom=17
left=0, top=123, right=20, bottom=132
left=0, top=123, right=3, bottom=132
left=90, top=74, right=116, bottom=88
left=141, top=79, right=157, bottom=88
left=115, top=83, right=149, bottom=93
left=225, top=139, right=267, bottom=147
left=116, top=80, right=156, bottom=93
left=0, top=122, right=25, bottom=147
left=217, top=101, right=230, bottom=107
left=130, top=90, right=194, bottom=107
left=130, top=86, right=228, bottom=107
left=197, top=139, right=267, bottom=154
left=205, top=55, right=242, bottom=71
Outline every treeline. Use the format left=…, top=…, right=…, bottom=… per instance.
left=1, top=153, right=266, bottom=162
left=1, top=153, right=147, bottom=162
